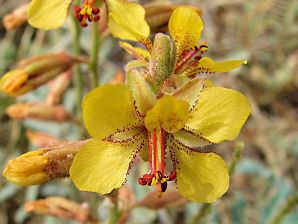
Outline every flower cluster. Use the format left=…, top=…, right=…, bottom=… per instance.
left=69, top=6, right=251, bottom=203
left=1, top=2, right=251, bottom=204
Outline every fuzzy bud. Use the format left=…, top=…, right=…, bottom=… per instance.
left=25, top=197, right=94, bottom=222
left=3, top=4, right=28, bottom=30
left=0, top=53, right=75, bottom=96
left=26, top=130, right=61, bottom=148
left=147, top=33, right=176, bottom=94
left=6, top=103, right=72, bottom=122
left=2, top=140, right=90, bottom=186
left=46, top=72, right=71, bottom=105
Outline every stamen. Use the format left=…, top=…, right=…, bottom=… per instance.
left=152, top=130, right=157, bottom=175
left=174, top=43, right=209, bottom=74
left=160, top=129, right=166, bottom=176
left=138, top=129, right=176, bottom=195
left=73, top=0, right=101, bottom=27
left=147, top=131, right=154, bottom=174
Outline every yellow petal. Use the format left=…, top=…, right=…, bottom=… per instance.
left=173, top=128, right=212, bottom=150
left=186, top=86, right=251, bottom=143
left=28, top=0, right=71, bottom=30
left=182, top=57, right=247, bottom=77
left=70, top=139, right=138, bottom=194
left=82, top=84, right=142, bottom=139
left=126, top=68, right=156, bottom=116
left=144, top=96, right=189, bottom=133
left=169, top=7, right=203, bottom=57
left=108, top=0, right=150, bottom=41
left=119, top=41, right=150, bottom=61
left=172, top=78, right=205, bottom=111
left=174, top=148, right=229, bottom=203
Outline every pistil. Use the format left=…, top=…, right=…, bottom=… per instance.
left=138, top=129, right=176, bottom=195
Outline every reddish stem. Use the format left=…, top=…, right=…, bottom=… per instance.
left=147, top=131, right=153, bottom=174
left=152, top=130, right=157, bottom=175
left=160, top=129, right=166, bottom=175
left=174, top=49, right=197, bottom=74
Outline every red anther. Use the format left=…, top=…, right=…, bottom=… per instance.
left=168, top=170, right=176, bottom=181
left=92, top=7, right=100, bottom=15
left=76, top=14, right=84, bottom=22
left=142, top=174, right=153, bottom=182
left=73, top=5, right=81, bottom=13
left=86, top=15, right=91, bottom=22
left=93, top=15, right=100, bottom=22
left=161, top=182, right=168, bottom=192
left=81, top=22, right=88, bottom=27
left=138, top=178, right=147, bottom=186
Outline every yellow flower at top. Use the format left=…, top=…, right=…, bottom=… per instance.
left=114, top=6, right=247, bottom=79
left=27, top=0, right=149, bottom=32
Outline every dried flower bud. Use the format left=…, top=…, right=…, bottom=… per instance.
left=144, top=3, right=202, bottom=33
left=137, top=189, right=187, bottom=210
left=3, top=4, right=28, bottom=31
left=6, top=103, right=72, bottom=122
left=0, top=53, right=75, bottom=96
left=46, top=72, right=71, bottom=105
left=26, top=130, right=61, bottom=148
left=25, top=197, right=94, bottom=222
left=2, top=140, right=89, bottom=186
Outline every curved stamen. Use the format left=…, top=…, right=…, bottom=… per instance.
left=138, top=129, right=176, bottom=195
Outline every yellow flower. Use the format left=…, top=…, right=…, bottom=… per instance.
left=27, top=0, right=148, bottom=33
left=70, top=76, right=251, bottom=203
left=115, top=6, right=247, bottom=78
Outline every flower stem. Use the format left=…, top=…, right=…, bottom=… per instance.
left=108, top=203, right=120, bottom=224
left=70, top=7, right=83, bottom=116
left=191, top=204, right=212, bottom=224
left=89, top=22, right=100, bottom=89
left=269, top=193, right=298, bottom=224
left=229, top=141, right=244, bottom=175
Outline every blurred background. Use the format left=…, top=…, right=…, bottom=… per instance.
left=0, top=0, right=297, bottom=223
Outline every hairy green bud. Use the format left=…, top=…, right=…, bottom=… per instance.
left=147, top=33, right=176, bottom=94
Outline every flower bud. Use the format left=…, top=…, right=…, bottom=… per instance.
left=2, top=140, right=89, bottom=186
left=6, top=103, right=72, bottom=122
left=3, top=4, right=28, bottom=30
left=46, top=72, right=71, bottom=105
left=147, top=33, right=176, bottom=94
left=0, top=53, right=75, bottom=96
left=25, top=197, right=94, bottom=222
left=144, top=3, right=202, bottom=33
left=26, top=130, right=61, bottom=148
